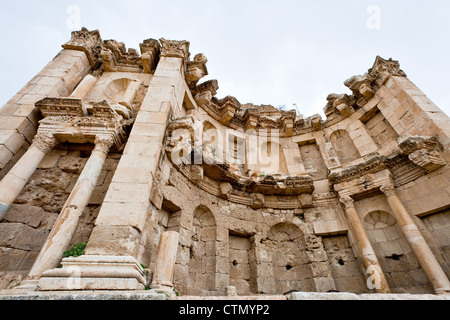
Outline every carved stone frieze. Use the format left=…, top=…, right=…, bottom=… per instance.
left=35, top=97, right=128, bottom=151
left=36, top=98, right=88, bottom=117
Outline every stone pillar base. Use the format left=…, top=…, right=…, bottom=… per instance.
left=149, top=284, right=177, bottom=298
left=13, top=279, right=39, bottom=292
left=37, top=255, right=147, bottom=291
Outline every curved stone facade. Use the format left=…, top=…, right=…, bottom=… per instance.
left=0, top=28, right=449, bottom=297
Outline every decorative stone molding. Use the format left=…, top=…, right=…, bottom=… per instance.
left=340, top=56, right=407, bottom=110
left=324, top=94, right=356, bottom=119
left=35, top=97, right=128, bottom=151
left=192, top=79, right=219, bottom=97
left=101, top=40, right=143, bottom=73
left=186, top=53, right=209, bottom=88
left=31, top=132, right=58, bottom=154
left=36, top=98, right=88, bottom=117
left=160, top=38, right=190, bottom=62
left=344, top=73, right=376, bottom=107
left=398, top=136, right=446, bottom=173
left=62, top=27, right=103, bottom=68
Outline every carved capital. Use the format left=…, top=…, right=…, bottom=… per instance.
left=94, top=135, right=114, bottom=154
left=159, top=38, right=190, bottom=62
left=62, top=28, right=103, bottom=68
left=339, top=195, right=355, bottom=209
left=380, top=180, right=397, bottom=198
left=32, top=132, right=58, bottom=154
left=369, top=56, right=407, bottom=88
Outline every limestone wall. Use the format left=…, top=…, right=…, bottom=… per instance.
left=0, top=30, right=448, bottom=297
left=0, top=145, right=120, bottom=289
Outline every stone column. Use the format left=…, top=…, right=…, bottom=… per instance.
left=70, top=74, right=97, bottom=99
left=27, top=134, right=114, bottom=279
left=0, top=132, right=57, bottom=219
left=340, top=196, right=391, bottom=293
left=381, top=181, right=450, bottom=294
left=150, top=231, right=180, bottom=295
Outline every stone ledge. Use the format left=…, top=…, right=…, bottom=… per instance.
left=0, top=291, right=447, bottom=300
left=171, top=295, right=287, bottom=301
left=0, top=290, right=167, bottom=301
left=287, top=292, right=449, bottom=300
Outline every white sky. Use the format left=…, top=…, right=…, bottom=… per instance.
left=1, top=0, right=449, bottom=118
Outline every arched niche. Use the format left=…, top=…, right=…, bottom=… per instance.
left=187, top=205, right=217, bottom=294
left=103, top=77, right=140, bottom=109
left=363, top=210, right=431, bottom=292
left=265, top=222, right=306, bottom=294
left=329, top=129, right=361, bottom=166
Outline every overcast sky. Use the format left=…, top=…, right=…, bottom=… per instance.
left=1, top=0, right=449, bottom=118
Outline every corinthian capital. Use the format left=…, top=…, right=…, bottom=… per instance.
left=339, top=195, right=355, bottom=209
left=380, top=180, right=397, bottom=198
left=369, top=56, right=406, bottom=88
left=32, top=132, right=58, bottom=154
left=62, top=27, right=103, bottom=67
left=159, top=38, right=190, bottom=62
left=94, top=135, right=114, bottom=154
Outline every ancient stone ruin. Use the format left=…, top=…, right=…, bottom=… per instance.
left=0, top=28, right=449, bottom=300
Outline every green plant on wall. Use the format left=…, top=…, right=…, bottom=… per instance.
left=63, top=242, right=87, bottom=258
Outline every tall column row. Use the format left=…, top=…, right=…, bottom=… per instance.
left=338, top=176, right=450, bottom=295
left=380, top=181, right=450, bottom=294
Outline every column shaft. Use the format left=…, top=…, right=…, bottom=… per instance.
left=70, top=74, right=97, bottom=99
left=0, top=133, right=57, bottom=219
left=27, top=136, right=113, bottom=278
left=151, top=231, right=180, bottom=292
left=382, top=184, right=450, bottom=294
left=340, top=196, right=391, bottom=293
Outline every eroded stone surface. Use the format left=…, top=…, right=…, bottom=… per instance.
left=0, top=29, right=449, bottom=299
